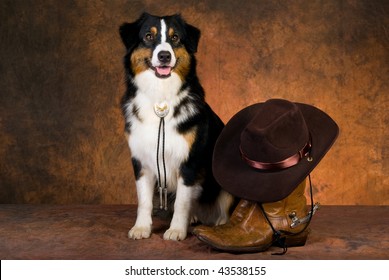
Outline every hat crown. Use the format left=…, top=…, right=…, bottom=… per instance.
left=240, top=99, right=309, bottom=163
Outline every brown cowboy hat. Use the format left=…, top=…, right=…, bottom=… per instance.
left=213, top=99, right=339, bottom=203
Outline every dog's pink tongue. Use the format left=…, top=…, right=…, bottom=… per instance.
left=156, top=67, right=171, bottom=76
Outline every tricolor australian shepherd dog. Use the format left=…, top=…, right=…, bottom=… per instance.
left=119, top=13, right=234, bottom=241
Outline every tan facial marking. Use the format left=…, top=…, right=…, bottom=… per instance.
left=130, top=48, right=152, bottom=74
left=150, top=26, right=157, bottom=36
left=173, top=47, right=191, bottom=80
left=168, top=27, right=174, bottom=37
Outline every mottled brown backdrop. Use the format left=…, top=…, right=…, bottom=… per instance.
left=0, top=0, right=388, bottom=205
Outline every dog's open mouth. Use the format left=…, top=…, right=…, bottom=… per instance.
left=147, top=60, right=173, bottom=78
left=155, top=66, right=172, bottom=78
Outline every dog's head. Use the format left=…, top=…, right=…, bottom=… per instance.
left=120, top=13, right=200, bottom=80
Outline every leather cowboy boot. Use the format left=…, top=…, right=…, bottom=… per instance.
left=193, top=179, right=316, bottom=253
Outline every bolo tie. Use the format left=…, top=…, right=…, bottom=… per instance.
left=154, top=101, right=169, bottom=211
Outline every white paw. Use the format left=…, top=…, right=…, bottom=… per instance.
left=128, top=226, right=151, bottom=240
left=163, top=228, right=187, bottom=241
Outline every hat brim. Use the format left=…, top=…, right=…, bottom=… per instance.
left=213, top=102, right=339, bottom=203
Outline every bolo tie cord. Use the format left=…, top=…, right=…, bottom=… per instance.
left=156, top=117, right=168, bottom=210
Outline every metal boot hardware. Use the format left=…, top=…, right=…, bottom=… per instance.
left=289, top=202, right=320, bottom=228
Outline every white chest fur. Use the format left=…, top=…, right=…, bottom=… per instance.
left=126, top=70, right=193, bottom=191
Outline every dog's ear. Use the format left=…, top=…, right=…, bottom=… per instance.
left=173, top=14, right=201, bottom=54
left=184, top=23, right=201, bottom=54
left=119, top=13, right=149, bottom=51
left=119, top=22, right=138, bottom=50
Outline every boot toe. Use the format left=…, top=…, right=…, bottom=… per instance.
left=194, top=230, right=227, bottom=250
left=192, top=225, right=209, bottom=236
left=192, top=225, right=227, bottom=247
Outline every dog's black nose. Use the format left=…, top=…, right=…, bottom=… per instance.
left=158, top=51, right=171, bottom=64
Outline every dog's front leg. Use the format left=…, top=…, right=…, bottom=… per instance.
left=128, top=169, right=155, bottom=239
left=164, top=179, right=199, bottom=241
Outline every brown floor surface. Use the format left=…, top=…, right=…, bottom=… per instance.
left=0, top=204, right=388, bottom=260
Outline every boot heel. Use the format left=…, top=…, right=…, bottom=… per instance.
left=284, top=229, right=310, bottom=247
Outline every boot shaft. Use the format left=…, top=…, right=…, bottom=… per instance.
left=262, top=178, right=308, bottom=232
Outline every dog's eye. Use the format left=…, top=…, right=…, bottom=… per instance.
left=171, top=34, right=180, bottom=43
left=144, top=33, right=154, bottom=42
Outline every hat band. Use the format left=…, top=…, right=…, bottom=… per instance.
left=240, top=140, right=312, bottom=171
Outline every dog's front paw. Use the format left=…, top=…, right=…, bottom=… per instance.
left=128, top=226, right=151, bottom=240
left=163, top=228, right=187, bottom=241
